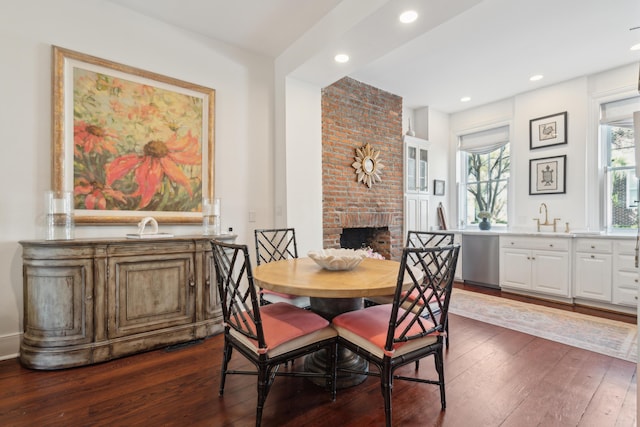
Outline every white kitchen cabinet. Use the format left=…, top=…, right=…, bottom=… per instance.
left=573, top=239, right=613, bottom=302
left=404, top=135, right=431, bottom=236
left=404, top=195, right=429, bottom=233
left=500, top=236, right=571, bottom=298
left=404, top=135, right=430, bottom=194
left=612, top=240, right=639, bottom=307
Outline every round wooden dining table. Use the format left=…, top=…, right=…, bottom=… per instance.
left=253, top=257, right=415, bottom=388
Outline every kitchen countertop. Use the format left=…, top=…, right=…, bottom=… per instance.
left=450, top=228, right=637, bottom=240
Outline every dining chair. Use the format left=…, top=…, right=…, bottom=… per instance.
left=366, top=231, right=455, bottom=347
left=254, top=228, right=310, bottom=308
left=211, top=240, right=337, bottom=427
left=332, top=244, right=460, bottom=427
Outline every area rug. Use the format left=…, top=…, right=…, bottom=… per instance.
left=448, top=288, right=638, bottom=363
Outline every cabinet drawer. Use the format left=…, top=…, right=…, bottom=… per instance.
left=613, top=270, right=639, bottom=306
left=575, top=239, right=612, bottom=253
left=614, top=240, right=637, bottom=255
left=614, top=252, right=637, bottom=271
left=500, top=236, right=569, bottom=251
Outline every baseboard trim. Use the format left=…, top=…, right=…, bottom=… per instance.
left=0, top=332, right=21, bottom=361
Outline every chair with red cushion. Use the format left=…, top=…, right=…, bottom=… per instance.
left=332, top=244, right=460, bottom=427
left=366, top=231, right=455, bottom=348
left=254, top=228, right=310, bottom=308
left=212, top=240, right=337, bottom=427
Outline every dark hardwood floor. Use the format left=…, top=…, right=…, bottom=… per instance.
left=0, top=287, right=637, bottom=426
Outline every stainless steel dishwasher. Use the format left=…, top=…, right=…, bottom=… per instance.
left=461, top=233, right=500, bottom=288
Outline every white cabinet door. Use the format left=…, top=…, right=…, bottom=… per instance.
left=574, top=252, right=612, bottom=301
left=532, top=250, right=570, bottom=297
left=404, top=195, right=428, bottom=236
left=500, top=248, right=531, bottom=290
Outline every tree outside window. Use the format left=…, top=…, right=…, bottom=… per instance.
left=464, top=144, right=510, bottom=226
left=606, top=124, right=637, bottom=230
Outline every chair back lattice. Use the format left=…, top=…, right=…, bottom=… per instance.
left=405, top=231, right=455, bottom=278
left=211, top=240, right=266, bottom=348
left=386, top=245, right=460, bottom=352
left=406, top=230, right=454, bottom=249
left=254, top=228, right=298, bottom=266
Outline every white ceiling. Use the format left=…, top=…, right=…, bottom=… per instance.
left=109, top=0, right=640, bottom=113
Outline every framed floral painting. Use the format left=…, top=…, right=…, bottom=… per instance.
left=52, top=46, right=215, bottom=224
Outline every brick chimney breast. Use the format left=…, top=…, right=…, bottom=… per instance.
left=322, top=77, right=403, bottom=260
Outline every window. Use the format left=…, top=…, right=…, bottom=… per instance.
left=601, top=96, right=640, bottom=230
left=458, top=125, right=510, bottom=227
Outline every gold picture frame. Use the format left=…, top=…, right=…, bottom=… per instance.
left=52, top=46, right=215, bottom=224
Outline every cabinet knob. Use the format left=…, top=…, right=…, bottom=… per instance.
left=189, top=280, right=195, bottom=287
left=531, top=257, right=535, bottom=260
left=591, top=245, right=595, bottom=249
left=549, top=244, right=554, bottom=248
left=590, top=255, right=595, bottom=259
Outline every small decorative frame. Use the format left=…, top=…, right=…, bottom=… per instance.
left=529, top=111, right=567, bottom=150
left=52, top=46, right=215, bottom=224
left=434, top=179, right=445, bottom=196
left=352, top=143, right=384, bottom=188
left=529, top=155, right=566, bottom=195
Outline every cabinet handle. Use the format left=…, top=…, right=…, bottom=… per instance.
left=531, top=257, right=535, bottom=260
left=510, top=242, right=514, bottom=245
left=590, top=245, right=595, bottom=249
left=590, top=255, right=595, bottom=259
left=549, top=244, right=554, bottom=248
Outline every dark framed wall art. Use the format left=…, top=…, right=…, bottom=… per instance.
left=529, top=155, right=566, bottom=195
left=529, top=111, right=567, bottom=150
left=434, top=179, right=445, bottom=196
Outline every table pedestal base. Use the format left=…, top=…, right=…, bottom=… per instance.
left=304, top=297, right=368, bottom=389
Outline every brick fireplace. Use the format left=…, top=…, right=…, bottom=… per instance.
left=321, top=77, right=403, bottom=260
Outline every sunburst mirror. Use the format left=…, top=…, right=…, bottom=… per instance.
left=352, top=143, right=384, bottom=188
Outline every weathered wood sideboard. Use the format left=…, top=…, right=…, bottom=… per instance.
left=19, top=235, right=236, bottom=370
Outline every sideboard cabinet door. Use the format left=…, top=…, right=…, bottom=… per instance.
left=23, top=259, right=94, bottom=347
left=107, top=254, right=195, bottom=339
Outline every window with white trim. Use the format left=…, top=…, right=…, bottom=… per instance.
left=458, top=125, right=510, bottom=227
left=600, top=96, right=640, bottom=231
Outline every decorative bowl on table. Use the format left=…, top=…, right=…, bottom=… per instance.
left=307, top=248, right=368, bottom=271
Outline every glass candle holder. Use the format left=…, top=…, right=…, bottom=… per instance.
left=202, top=197, right=221, bottom=235
left=45, top=190, right=74, bottom=240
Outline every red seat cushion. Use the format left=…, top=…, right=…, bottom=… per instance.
left=240, top=302, right=330, bottom=350
left=332, top=304, right=436, bottom=352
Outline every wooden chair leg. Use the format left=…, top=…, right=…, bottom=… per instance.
left=434, top=350, right=446, bottom=410
left=382, top=363, right=393, bottom=427
left=219, top=339, right=232, bottom=396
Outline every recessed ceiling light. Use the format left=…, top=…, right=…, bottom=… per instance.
left=399, top=10, right=418, bottom=24
left=460, top=96, right=471, bottom=103
left=334, top=54, right=349, bottom=63
left=530, top=74, right=544, bottom=81
left=631, top=43, right=640, bottom=51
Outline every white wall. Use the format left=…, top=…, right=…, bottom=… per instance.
left=0, top=0, right=275, bottom=358
left=448, top=63, right=638, bottom=233
left=284, top=77, right=323, bottom=255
